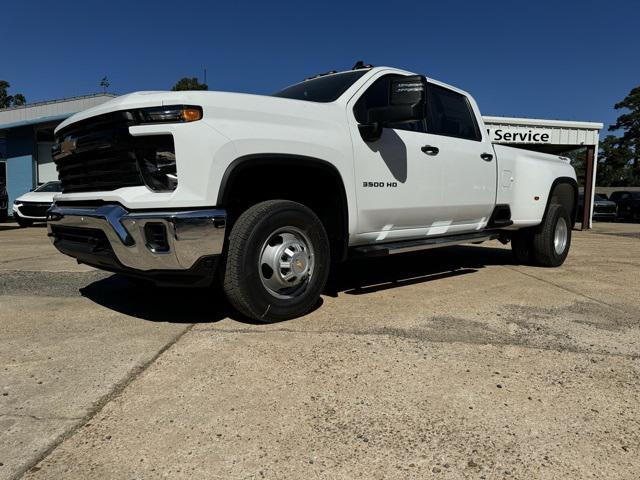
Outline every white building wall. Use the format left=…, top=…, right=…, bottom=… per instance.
left=483, top=116, right=601, bottom=146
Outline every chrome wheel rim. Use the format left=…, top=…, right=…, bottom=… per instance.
left=554, top=217, right=568, bottom=255
left=259, top=227, right=314, bottom=299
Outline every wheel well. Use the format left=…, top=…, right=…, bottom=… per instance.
left=547, top=178, right=578, bottom=227
left=218, top=155, right=349, bottom=261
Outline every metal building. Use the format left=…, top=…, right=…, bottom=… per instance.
left=0, top=94, right=115, bottom=206
left=483, top=116, right=603, bottom=229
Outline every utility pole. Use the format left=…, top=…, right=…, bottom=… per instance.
left=100, top=76, right=110, bottom=93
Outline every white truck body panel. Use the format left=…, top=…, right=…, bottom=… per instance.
left=494, top=144, right=574, bottom=227
left=53, top=67, right=576, bottom=248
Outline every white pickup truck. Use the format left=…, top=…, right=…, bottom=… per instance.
left=48, top=64, right=577, bottom=322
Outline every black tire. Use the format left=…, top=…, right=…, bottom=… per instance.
left=222, top=200, right=330, bottom=322
left=531, top=204, right=571, bottom=267
left=511, top=204, right=572, bottom=267
left=0, top=210, right=8, bottom=223
left=16, top=216, right=33, bottom=228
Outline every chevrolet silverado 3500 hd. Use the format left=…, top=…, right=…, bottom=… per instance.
left=47, top=65, right=577, bottom=322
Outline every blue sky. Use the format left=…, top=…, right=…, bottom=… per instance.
left=3, top=0, right=639, bottom=132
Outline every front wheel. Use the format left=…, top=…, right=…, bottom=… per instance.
left=16, top=216, right=33, bottom=228
left=222, top=200, right=330, bottom=322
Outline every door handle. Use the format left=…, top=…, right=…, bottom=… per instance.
left=481, top=152, right=494, bottom=161
left=421, top=145, right=439, bottom=156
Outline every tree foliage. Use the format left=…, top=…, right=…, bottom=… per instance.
left=0, top=80, right=26, bottom=108
left=598, top=86, right=640, bottom=186
left=565, top=148, right=586, bottom=184
left=171, top=77, right=208, bottom=91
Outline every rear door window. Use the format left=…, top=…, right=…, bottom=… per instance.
left=427, top=84, right=481, bottom=141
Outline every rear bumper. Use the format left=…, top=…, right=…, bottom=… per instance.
left=47, top=204, right=226, bottom=282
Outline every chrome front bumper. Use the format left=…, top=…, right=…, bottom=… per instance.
left=47, top=204, right=226, bottom=271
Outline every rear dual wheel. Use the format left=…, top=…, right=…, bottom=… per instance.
left=222, top=200, right=330, bottom=322
left=511, top=204, right=571, bottom=267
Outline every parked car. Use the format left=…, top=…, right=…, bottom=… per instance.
left=12, top=181, right=62, bottom=227
left=578, top=193, right=617, bottom=222
left=0, top=182, right=7, bottom=222
left=609, top=191, right=640, bottom=222
left=47, top=64, right=578, bottom=322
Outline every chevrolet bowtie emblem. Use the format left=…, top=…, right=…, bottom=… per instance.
left=60, top=137, right=77, bottom=155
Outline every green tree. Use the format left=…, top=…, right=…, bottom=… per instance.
left=564, top=147, right=586, bottom=184
left=609, top=85, right=640, bottom=182
left=0, top=80, right=26, bottom=108
left=597, top=135, right=634, bottom=186
left=171, top=77, right=208, bottom=91
left=598, top=85, right=640, bottom=186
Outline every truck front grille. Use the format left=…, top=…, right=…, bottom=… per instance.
left=53, top=111, right=176, bottom=194
left=595, top=205, right=616, bottom=214
left=18, top=202, right=51, bottom=217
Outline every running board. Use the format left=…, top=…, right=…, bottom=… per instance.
left=351, top=232, right=499, bottom=257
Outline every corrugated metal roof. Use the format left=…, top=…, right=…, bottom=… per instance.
left=483, top=115, right=603, bottom=130
left=0, top=113, right=72, bottom=130
left=0, top=93, right=116, bottom=130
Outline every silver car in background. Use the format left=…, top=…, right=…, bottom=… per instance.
left=12, top=181, right=62, bottom=227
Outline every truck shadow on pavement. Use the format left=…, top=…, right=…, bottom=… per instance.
left=80, top=245, right=514, bottom=324
left=328, top=245, right=513, bottom=296
left=80, top=278, right=233, bottom=324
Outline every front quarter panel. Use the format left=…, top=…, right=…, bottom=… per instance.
left=202, top=95, right=358, bottom=239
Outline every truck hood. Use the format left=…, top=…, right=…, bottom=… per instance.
left=15, top=191, right=57, bottom=203
left=55, top=91, right=341, bottom=134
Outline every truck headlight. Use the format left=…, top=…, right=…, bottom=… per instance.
left=134, top=105, right=202, bottom=124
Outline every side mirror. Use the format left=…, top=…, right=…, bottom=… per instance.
left=358, top=75, right=427, bottom=142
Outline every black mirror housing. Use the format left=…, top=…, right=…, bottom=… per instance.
left=358, top=123, right=383, bottom=142
left=359, top=75, right=427, bottom=141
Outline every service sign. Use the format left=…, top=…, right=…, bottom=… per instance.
left=489, top=128, right=553, bottom=144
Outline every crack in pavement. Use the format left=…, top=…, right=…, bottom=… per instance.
left=0, top=413, right=84, bottom=422
left=8, top=324, right=195, bottom=480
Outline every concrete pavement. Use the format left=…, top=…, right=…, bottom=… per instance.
left=1, top=222, right=639, bottom=479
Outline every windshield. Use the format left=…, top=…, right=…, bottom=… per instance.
left=273, top=70, right=369, bottom=103
left=35, top=181, right=62, bottom=193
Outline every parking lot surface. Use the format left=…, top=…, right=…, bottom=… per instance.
left=1, top=222, right=639, bottom=479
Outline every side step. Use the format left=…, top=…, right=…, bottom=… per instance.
left=351, top=232, right=499, bottom=257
